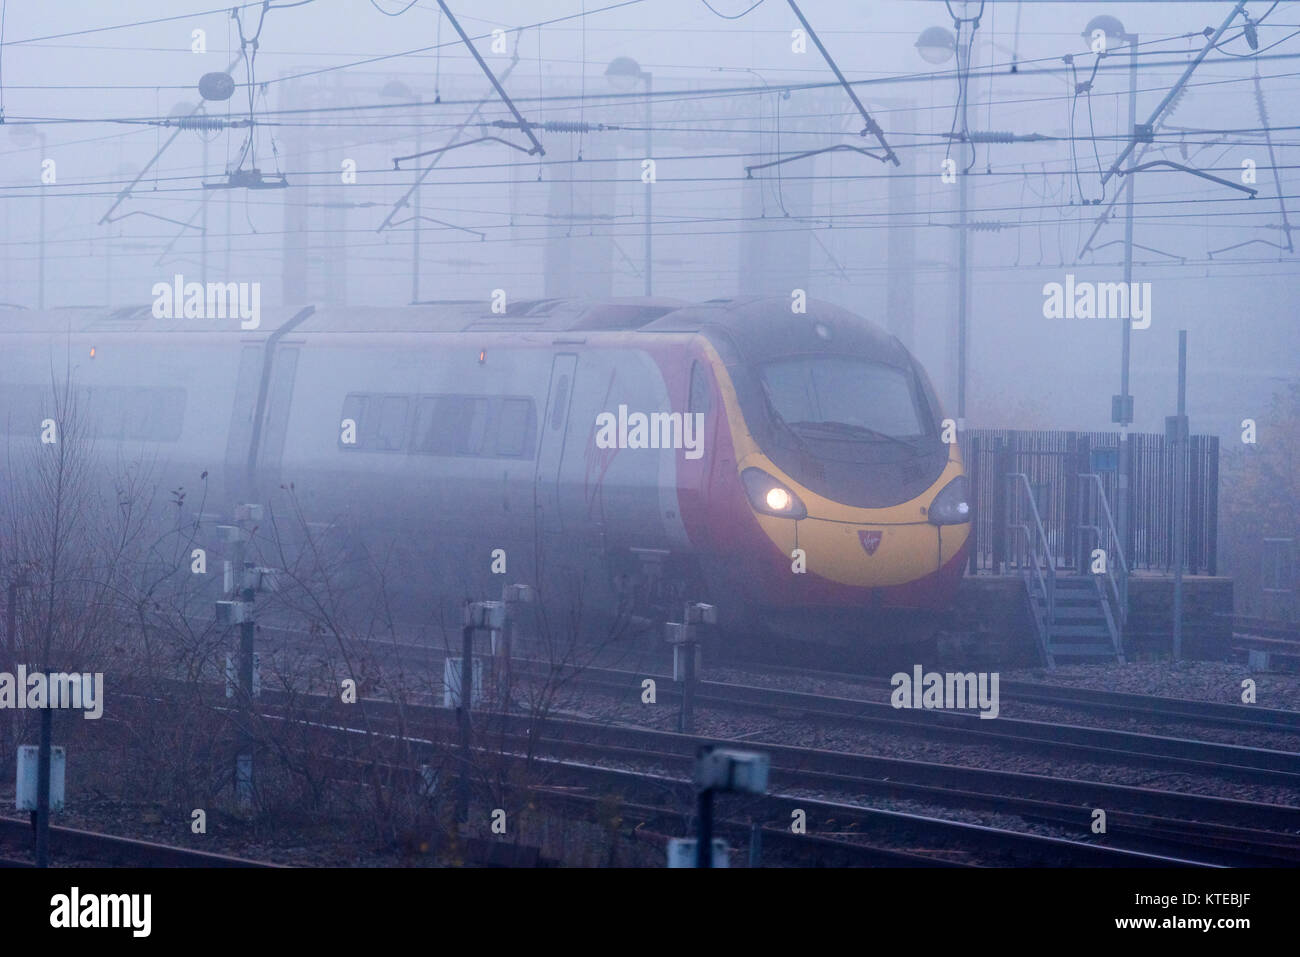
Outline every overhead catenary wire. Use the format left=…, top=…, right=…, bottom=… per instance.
left=0, top=0, right=1295, bottom=305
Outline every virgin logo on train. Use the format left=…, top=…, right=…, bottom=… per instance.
left=859, top=530, right=883, bottom=555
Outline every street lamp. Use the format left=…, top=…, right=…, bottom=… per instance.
left=381, top=80, right=423, bottom=304
left=1081, top=14, right=1138, bottom=567
left=1082, top=15, right=1129, bottom=54
left=606, top=57, right=653, bottom=297
left=917, top=20, right=978, bottom=428
left=915, top=26, right=956, bottom=64
left=8, top=124, right=47, bottom=309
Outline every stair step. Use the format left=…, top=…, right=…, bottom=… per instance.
left=1050, top=643, right=1119, bottom=656
left=1051, top=625, right=1112, bottom=637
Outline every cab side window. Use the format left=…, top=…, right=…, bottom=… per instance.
left=689, top=360, right=713, bottom=417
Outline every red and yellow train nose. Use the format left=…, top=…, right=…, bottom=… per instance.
left=738, top=455, right=971, bottom=591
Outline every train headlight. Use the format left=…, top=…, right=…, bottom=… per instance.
left=928, top=476, right=971, bottom=525
left=742, top=468, right=807, bottom=520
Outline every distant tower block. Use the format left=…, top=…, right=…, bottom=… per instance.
left=542, top=133, right=615, bottom=299
left=739, top=148, right=813, bottom=297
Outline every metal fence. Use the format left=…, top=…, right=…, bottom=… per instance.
left=960, top=429, right=1219, bottom=576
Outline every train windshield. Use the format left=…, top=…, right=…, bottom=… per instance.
left=758, top=355, right=930, bottom=441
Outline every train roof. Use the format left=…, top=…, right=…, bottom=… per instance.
left=0, top=298, right=691, bottom=335
left=0, top=296, right=908, bottom=363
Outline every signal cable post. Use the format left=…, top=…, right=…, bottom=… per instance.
left=666, top=602, right=715, bottom=734
left=216, top=504, right=274, bottom=810
left=686, top=746, right=770, bottom=869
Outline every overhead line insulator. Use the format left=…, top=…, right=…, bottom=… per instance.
left=489, top=119, right=618, bottom=134
left=166, top=116, right=237, bottom=131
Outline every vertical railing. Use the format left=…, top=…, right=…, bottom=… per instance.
left=1077, top=473, right=1129, bottom=647
left=964, top=429, right=1219, bottom=574
left=1006, top=472, right=1056, bottom=665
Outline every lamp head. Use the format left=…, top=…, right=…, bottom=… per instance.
left=605, top=56, right=644, bottom=90
left=1082, top=14, right=1129, bottom=51
left=915, top=26, right=957, bottom=65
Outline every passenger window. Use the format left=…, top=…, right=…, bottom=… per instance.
left=122, top=388, right=156, bottom=440
left=414, top=396, right=456, bottom=454
left=92, top=386, right=126, bottom=440
left=375, top=395, right=410, bottom=451
left=340, top=394, right=369, bottom=449
left=460, top=398, right=490, bottom=454
left=154, top=388, right=187, bottom=440
left=689, top=361, right=713, bottom=416
left=0, top=384, right=42, bottom=435
left=496, top=398, right=533, bottom=457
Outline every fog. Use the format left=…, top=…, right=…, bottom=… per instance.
left=1, top=0, right=1295, bottom=437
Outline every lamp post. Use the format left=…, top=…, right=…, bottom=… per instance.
left=3, top=566, right=31, bottom=768
left=1082, top=14, right=1138, bottom=562
left=8, top=125, right=47, bottom=309
left=169, top=101, right=208, bottom=287
left=605, top=57, right=653, bottom=297
left=106, top=163, right=140, bottom=306
left=915, top=20, right=976, bottom=428
left=381, top=81, right=423, bottom=304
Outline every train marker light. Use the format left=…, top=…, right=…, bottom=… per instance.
left=928, top=476, right=971, bottom=525
left=766, top=487, right=791, bottom=511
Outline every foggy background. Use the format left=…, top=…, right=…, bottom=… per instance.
left=0, top=0, right=1295, bottom=440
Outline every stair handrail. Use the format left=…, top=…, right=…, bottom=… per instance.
left=1077, top=472, right=1129, bottom=630
left=1005, top=472, right=1056, bottom=624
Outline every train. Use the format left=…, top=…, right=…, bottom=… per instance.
left=0, top=295, right=970, bottom=647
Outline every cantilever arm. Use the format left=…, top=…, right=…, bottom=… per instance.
left=387, top=214, right=485, bottom=240
left=393, top=136, right=535, bottom=169
left=434, top=1, right=543, bottom=157
left=1120, top=160, right=1257, bottom=197
left=746, top=143, right=891, bottom=177
left=784, top=0, right=899, bottom=167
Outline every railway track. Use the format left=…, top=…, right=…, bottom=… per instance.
left=98, top=622, right=1300, bottom=866
left=724, top=659, right=1300, bottom=734
left=1230, top=617, right=1300, bottom=669
left=246, top=619, right=1300, bottom=736
left=113, top=683, right=1300, bottom=867
left=248, top=712, right=1223, bottom=867
left=423, top=719, right=1300, bottom=866
left=0, top=816, right=279, bottom=867
left=502, top=659, right=1300, bottom=789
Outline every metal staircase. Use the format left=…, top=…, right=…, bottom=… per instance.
left=1005, top=473, right=1127, bottom=668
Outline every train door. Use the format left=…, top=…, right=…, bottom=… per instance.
left=224, top=344, right=263, bottom=504
left=534, top=353, right=577, bottom=537
left=255, top=345, right=300, bottom=494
